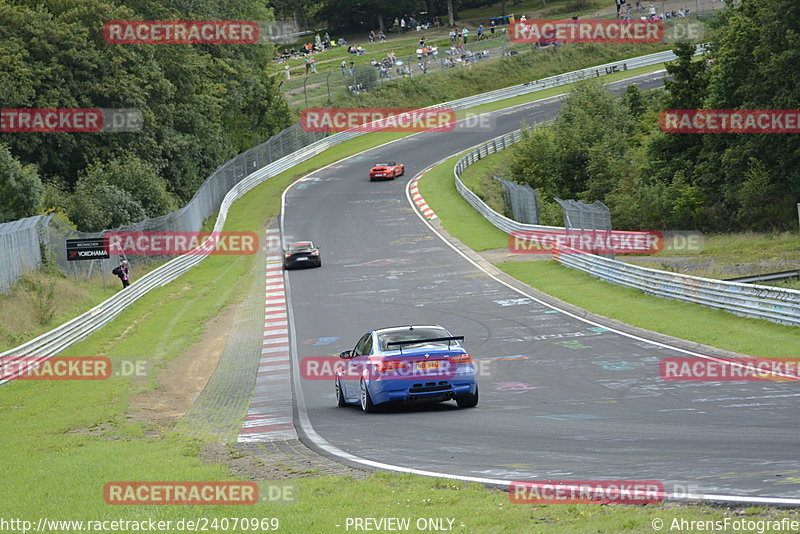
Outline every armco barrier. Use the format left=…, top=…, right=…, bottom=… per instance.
left=454, top=129, right=563, bottom=234
left=0, top=48, right=696, bottom=382
left=553, top=245, right=800, bottom=326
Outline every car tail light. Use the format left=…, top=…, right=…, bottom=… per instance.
left=450, top=354, right=473, bottom=365
left=375, top=361, right=407, bottom=372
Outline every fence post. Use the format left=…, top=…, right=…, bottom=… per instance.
left=326, top=71, right=332, bottom=104
left=303, top=77, right=309, bottom=108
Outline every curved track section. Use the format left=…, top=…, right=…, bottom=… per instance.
left=281, top=73, right=800, bottom=502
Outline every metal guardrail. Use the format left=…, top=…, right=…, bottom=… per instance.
left=0, top=48, right=693, bottom=381
left=553, top=245, right=800, bottom=327
left=725, top=270, right=800, bottom=284
left=454, top=129, right=564, bottom=234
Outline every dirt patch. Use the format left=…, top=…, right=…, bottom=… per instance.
left=479, top=248, right=552, bottom=263
left=128, top=302, right=237, bottom=435
left=203, top=442, right=368, bottom=481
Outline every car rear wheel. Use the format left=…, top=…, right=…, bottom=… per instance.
left=335, top=378, right=347, bottom=407
left=456, top=385, right=479, bottom=408
left=360, top=379, right=377, bottom=413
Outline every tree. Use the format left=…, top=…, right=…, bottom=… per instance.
left=0, top=1, right=292, bottom=207
left=0, top=144, right=43, bottom=223
left=67, top=183, right=147, bottom=232
left=78, top=155, right=176, bottom=218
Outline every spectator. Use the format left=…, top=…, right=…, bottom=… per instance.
left=304, top=56, right=310, bottom=74
left=369, top=30, right=376, bottom=43
left=315, top=33, right=322, bottom=49
left=324, top=32, right=331, bottom=47
left=309, top=56, right=317, bottom=73
left=400, top=17, right=406, bottom=32
left=449, top=29, right=456, bottom=43
left=490, top=19, right=496, bottom=34
left=338, top=37, right=347, bottom=46
left=378, top=30, right=386, bottom=42
left=649, top=4, right=656, bottom=18
left=419, top=36, right=426, bottom=46
left=393, top=18, right=400, bottom=33
left=462, top=27, right=469, bottom=43
left=341, top=60, right=347, bottom=75
left=113, top=260, right=130, bottom=288
left=284, top=63, right=290, bottom=80
left=477, top=24, right=484, bottom=40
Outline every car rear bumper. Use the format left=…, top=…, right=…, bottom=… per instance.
left=284, top=257, right=321, bottom=269
left=368, top=379, right=477, bottom=405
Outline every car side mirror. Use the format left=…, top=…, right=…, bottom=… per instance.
left=339, top=350, right=353, bottom=359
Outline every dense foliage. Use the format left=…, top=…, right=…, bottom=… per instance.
left=0, top=0, right=292, bottom=229
left=507, top=0, right=800, bottom=231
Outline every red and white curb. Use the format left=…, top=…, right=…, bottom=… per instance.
left=238, top=228, right=296, bottom=442
left=409, top=174, right=437, bottom=220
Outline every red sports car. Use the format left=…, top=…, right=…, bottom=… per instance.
left=369, top=161, right=404, bottom=181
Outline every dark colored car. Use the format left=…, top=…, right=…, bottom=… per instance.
left=283, top=241, right=321, bottom=269
left=369, top=161, right=404, bottom=181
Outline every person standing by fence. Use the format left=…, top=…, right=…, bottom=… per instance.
left=113, top=260, right=130, bottom=289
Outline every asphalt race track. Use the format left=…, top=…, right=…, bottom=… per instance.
left=280, top=72, right=800, bottom=502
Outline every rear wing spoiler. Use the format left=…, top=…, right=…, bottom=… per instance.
left=386, top=336, right=464, bottom=352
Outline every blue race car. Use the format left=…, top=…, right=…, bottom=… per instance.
left=334, top=325, right=479, bottom=413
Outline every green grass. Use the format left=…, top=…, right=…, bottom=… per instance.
left=0, top=261, right=164, bottom=353
left=646, top=231, right=800, bottom=261
left=420, top=152, right=510, bottom=251
left=457, top=148, right=509, bottom=215
left=335, top=42, right=673, bottom=110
